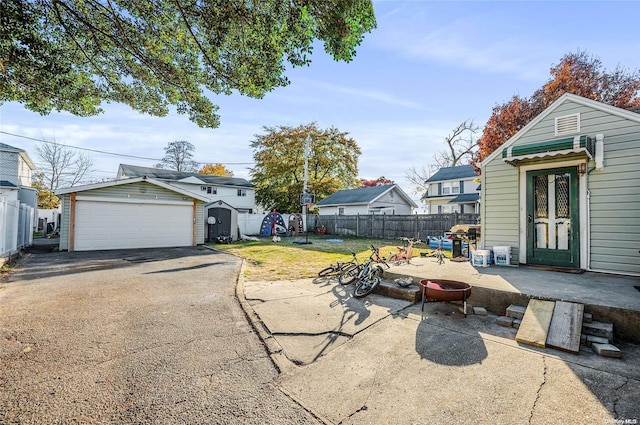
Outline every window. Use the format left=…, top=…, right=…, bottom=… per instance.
left=441, top=181, right=459, bottom=195
left=237, top=189, right=246, bottom=197
left=201, top=186, right=217, bottom=194
left=338, top=207, right=345, bottom=215
left=441, top=204, right=460, bottom=214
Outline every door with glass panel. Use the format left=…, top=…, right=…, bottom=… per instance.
left=526, top=167, right=579, bottom=268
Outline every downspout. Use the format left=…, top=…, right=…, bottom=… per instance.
left=586, top=134, right=604, bottom=271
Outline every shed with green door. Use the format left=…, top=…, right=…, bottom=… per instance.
left=479, top=93, right=640, bottom=276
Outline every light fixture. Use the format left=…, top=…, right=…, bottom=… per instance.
left=578, top=163, right=587, bottom=175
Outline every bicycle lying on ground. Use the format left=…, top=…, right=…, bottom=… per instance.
left=353, top=246, right=390, bottom=298
left=318, top=251, right=358, bottom=277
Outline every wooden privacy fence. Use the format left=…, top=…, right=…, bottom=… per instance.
left=308, top=213, right=479, bottom=240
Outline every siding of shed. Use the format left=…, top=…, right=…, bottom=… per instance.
left=482, top=99, right=640, bottom=275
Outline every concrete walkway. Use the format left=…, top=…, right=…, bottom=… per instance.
left=239, top=262, right=640, bottom=424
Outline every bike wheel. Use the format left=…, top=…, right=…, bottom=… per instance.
left=353, top=276, right=380, bottom=298
left=318, top=266, right=336, bottom=277
left=338, top=264, right=361, bottom=285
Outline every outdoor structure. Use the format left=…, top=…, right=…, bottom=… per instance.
left=316, top=184, right=417, bottom=216
left=117, top=164, right=256, bottom=213
left=56, top=177, right=208, bottom=251
left=0, top=143, right=37, bottom=258
left=422, top=164, right=480, bottom=214
left=480, top=93, right=640, bottom=276
left=205, top=200, right=238, bottom=242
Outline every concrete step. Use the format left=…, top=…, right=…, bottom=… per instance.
left=373, top=279, right=421, bottom=303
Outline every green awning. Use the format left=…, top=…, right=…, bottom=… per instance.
left=502, top=135, right=594, bottom=166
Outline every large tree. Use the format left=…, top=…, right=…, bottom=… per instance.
left=199, top=163, right=233, bottom=177
left=156, top=140, right=199, bottom=172
left=474, top=51, right=640, bottom=166
left=1, top=1, right=376, bottom=128
left=35, top=140, right=94, bottom=190
left=251, top=123, right=360, bottom=212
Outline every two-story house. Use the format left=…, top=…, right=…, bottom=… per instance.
left=116, top=164, right=256, bottom=213
left=1, top=143, right=38, bottom=257
left=422, top=165, right=480, bottom=214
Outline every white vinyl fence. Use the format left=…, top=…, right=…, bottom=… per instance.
left=1, top=197, right=34, bottom=257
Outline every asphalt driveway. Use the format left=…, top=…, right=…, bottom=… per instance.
left=0, top=247, right=319, bottom=424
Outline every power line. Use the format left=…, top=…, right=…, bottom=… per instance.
left=0, top=130, right=254, bottom=166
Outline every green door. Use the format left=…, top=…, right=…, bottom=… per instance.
left=526, top=167, right=579, bottom=268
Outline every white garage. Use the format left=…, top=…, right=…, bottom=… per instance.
left=56, top=177, right=207, bottom=251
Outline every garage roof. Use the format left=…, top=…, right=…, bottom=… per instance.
left=55, top=176, right=209, bottom=201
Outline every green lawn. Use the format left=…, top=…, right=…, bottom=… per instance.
left=209, top=235, right=446, bottom=281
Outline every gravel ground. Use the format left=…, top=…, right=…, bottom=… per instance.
left=0, top=246, right=320, bottom=424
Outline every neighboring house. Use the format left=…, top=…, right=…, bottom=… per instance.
left=55, top=177, right=209, bottom=251
left=422, top=165, right=480, bottom=214
left=116, top=164, right=256, bottom=214
left=0, top=143, right=37, bottom=257
left=316, top=184, right=417, bottom=215
left=480, top=93, right=640, bottom=276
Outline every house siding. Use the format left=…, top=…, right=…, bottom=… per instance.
left=481, top=162, right=519, bottom=250
left=586, top=118, right=640, bottom=275
left=0, top=152, right=19, bottom=187
left=481, top=97, right=640, bottom=275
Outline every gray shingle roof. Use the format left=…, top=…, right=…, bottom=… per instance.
left=0, top=180, right=18, bottom=188
left=0, top=143, right=24, bottom=152
left=425, top=165, right=478, bottom=183
left=119, top=164, right=254, bottom=187
left=317, top=185, right=395, bottom=206
left=449, top=193, right=479, bottom=203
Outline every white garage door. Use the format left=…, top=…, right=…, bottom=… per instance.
left=74, top=200, right=193, bottom=251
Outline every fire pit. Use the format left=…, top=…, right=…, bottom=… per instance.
left=419, top=279, right=472, bottom=317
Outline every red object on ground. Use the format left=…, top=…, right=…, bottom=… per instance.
left=419, top=279, right=472, bottom=302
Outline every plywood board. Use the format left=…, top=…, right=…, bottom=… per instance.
left=515, top=299, right=555, bottom=348
left=546, top=301, right=584, bottom=354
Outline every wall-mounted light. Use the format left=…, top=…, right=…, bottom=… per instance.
left=578, top=163, right=587, bottom=175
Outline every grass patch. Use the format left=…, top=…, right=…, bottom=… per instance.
left=210, top=235, right=450, bottom=281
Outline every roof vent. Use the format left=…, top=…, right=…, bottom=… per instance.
left=555, top=113, right=580, bottom=136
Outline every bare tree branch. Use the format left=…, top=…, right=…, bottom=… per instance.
left=36, top=140, right=95, bottom=190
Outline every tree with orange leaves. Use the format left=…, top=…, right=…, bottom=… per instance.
left=474, top=51, right=640, bottom=168
left=199, top=163, right=234, bottom=177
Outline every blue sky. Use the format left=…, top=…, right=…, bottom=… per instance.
left=2, top=1, right=639, bottom=208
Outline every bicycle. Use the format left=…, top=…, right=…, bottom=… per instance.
left=338, top=250, right=362, bottom=285
left=420, top=238, right=446, bottom=265
left=387, top=237, right=421, bottom=264
left=338, top=246, right=384, bottom=285
left=318, top=253, right=357, bottom=277
left=353, top=246, right=390, bottom=298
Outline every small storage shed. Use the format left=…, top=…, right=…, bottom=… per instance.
left=480, top=93, right=640, bottom=276
left=56, top=177, right=208, bottom=251
left=205, top=200, right=238, bottom=241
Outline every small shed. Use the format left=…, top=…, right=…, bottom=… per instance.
left=480, top=93, right=640, bottom=276
left=56, top=177, right=208, bottom=251
left=316, top=184, right=417, bottom=216
left=205, top=200, right=238, bottom=241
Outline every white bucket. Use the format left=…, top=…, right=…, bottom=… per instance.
left=493, top=246, right=511, bottom=266
left=473, top=249, right=490, bottom=267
